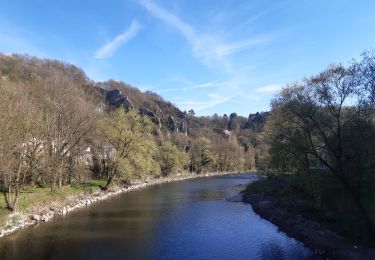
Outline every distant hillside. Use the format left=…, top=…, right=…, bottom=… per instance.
left=0, top=53, right=268, bottom=137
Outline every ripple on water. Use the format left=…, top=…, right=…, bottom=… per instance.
left=0, top=174, right=318, bottom=260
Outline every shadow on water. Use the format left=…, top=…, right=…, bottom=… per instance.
left=0, top=173, right=319, bottom=260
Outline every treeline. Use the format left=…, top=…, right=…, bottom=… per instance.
left=260, top=50, right=375, bottom=242
left=0, top=54, right=259, bottom=213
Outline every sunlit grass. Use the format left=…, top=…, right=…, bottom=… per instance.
left=0, top=179, right=107, bottom=227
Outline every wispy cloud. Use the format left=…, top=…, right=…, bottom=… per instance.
left=137, top=0, right=273, bottom=69
left=215, top=35, right=274, bottom=57
left=94, top=20, right=141, bottom=59
left=255, top=84, right=283, bottom=93
left=137, top=0, right=195, bottom=41
left=172, top=78, right=243, bottom=112
left=137, top=0, right=278, bottom=113
left=175, top=93, right=231, bottom=112
left=155, top=78, right=219, bottom=93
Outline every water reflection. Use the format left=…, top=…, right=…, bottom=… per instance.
left=0, top=174, right=318, bottom=259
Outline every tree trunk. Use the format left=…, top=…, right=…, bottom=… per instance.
left=101, top=176, right=113, bottom=191
left=58, top=176, right=62, bottom=190
left=350, top=190, right=375, bottom=242
left=57, top=160, right=64, bottom=190
left=67, top=168, right=73, bottom=185
left=3, top=188, right=20, bottom=212
left=51, top=176, right=57, bottom=192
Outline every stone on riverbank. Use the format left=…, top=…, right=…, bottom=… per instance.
left=32, top=215, right=41, bottom=221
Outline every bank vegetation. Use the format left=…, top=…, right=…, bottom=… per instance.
left=250, top=50, right=375, bottom=247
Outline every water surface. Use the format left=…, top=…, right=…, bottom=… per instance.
left=0, top=173, right=317, bottom=259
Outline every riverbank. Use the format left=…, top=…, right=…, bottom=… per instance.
left=0, top=171, right=236, bottom=238
left=242, top=175, right=375, bottom=260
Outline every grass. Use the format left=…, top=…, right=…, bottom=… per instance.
left=0, top=179, right=108, bottom=227
left=246, top=172, right=375, bottom=247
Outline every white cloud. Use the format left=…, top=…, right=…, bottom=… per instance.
left=153, top=77, right=219, bottom=93
left=215, top=35, right=274, bottom=57
left=136, top=0, right=278, bottom=113
left=137, top=0, right=273, bottom=69
left=192, top=81, right=217, bottom=89
left=175, top=93, right=231, bottom=112
left=137, top=0, right=195, bottom=41
left=94, top=20, right=141, bottom=59
left=137, top=0, right=208, bottom=62
left=255, top=84, right=283, bottom=93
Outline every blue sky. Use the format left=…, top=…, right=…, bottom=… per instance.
left=1, top=0, right=374, bottom=116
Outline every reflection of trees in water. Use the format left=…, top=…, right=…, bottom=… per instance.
left=0, top=174, right=313, bottom=259
left=0, top=222, right=66, bottom=260
left=192, top=190, right=227, bottom=201
left=258, top=240, right=285, bottom=260
left=258, top=238, right=314, bottom=260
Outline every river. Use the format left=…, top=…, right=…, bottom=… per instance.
left=0, top=173, right=318, bottom=259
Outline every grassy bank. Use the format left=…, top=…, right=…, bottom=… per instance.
left=246, top=172, right=375, bottom=247
left=0, top=179, right=107, bottom=227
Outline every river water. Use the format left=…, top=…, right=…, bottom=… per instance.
left=0, top=173, right=317, bottom=259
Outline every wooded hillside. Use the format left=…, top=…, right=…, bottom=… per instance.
left=0, top=53, right=265, bottom=212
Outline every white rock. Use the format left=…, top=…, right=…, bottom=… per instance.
left=32, top=215, right=41, bottom=221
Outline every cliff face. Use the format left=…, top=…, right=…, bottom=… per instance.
left=105, top=89, right=133, bottom=110
left=95, top=80, right=189, bottom=135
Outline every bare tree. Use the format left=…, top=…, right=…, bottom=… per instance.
left=0, top=81, right=44, bottom=211
left=37, top=68, right=96, bottom=191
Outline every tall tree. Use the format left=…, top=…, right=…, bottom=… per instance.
left=156, top=141, right=188, bottom=176
left=0, top=81, right=44, bottom=211
left=189, top=137, right=215, bottom=173
left=97, top=109, right=160, bottom=190
left=267, top=53, right=375, bottom=240
left=213, top=135, right=245, bottom=172
left=38, top=69, right=96, bottom=191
